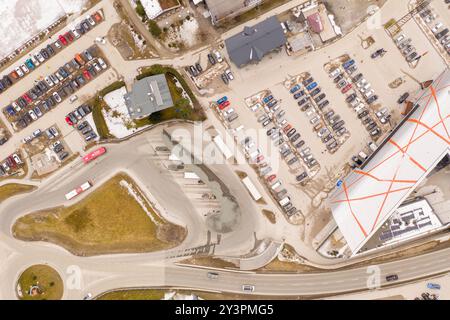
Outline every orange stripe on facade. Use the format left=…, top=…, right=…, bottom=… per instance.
left=343, top=182, right=367, bottom=237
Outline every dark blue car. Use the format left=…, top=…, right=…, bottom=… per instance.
left=342, top=59, right=355, bottom=70
left=306, top=82, right=317, bottom=91
left=5, top=105, right=15, bottom=116
left=290, top=84, right=301, bottom=94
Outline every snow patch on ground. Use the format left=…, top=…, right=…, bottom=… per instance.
left=178, top=18, right=199, bottom=47
left=102, top=87, right=150, bottom=139
left=0, top=0, right=89, bottom=59
left=120, top=179, right=159, bottom=224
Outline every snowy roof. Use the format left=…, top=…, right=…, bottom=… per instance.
left=329, top=68, right=450, bottom=255
left=141, top=0, right=163, bottom=19
left=124, top=74, right=173, bottom=119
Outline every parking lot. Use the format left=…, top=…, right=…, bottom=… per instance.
left=204, top=0, right=448, bottom=233
left=0, top=10, right=104, bottom=95
left=2, top=44, right=109, bottom=132
left=0, top=149, right=26, bottom=178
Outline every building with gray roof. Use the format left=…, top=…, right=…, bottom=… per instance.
left=124, top=74, right=174, bottom=120
left=205, top=0, right=263, bottom=25
left=225, top=16, right=286, bottom=68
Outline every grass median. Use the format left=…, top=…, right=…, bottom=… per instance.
left=0, top=183, right=36, bottom=203
left=13, top=173, right=186, bottom=256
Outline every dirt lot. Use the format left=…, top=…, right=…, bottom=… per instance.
left=323, top=0, right=388, bottom=33
left=108, top=21, right=157, bottom=60
left=13, top=173, right=187, bottom=256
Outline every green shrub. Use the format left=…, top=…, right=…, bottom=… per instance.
left=148, top=20, right=162, bottom=38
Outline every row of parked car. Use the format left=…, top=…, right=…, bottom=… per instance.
left=249, top=93, right=300, bottom=217
left=0, top=152, right=23, bottom=176
left=1, top=11, right=103, bottom=94
left=293, top=74, right=344, bottom=154
left=329, top=58, right=384, bottom=138
left=418, top=5, right=450, bottom=54
left=217, top=96, right=239, bottom=123
left=5, top=50, right=107, bottom=131
left=66, top=105, right=97, bottom=142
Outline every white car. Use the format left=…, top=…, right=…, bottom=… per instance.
left=354, top=103, right=365, bottom=113
left=329, top=68, right=341, bottom=78
left=97, top=57, right=107, bottom=69
left=44, top=76, right=54, bottom=87
left=54, top=41, right=62, bottom=49
left=35, top=52, right=45, bottom=62
left=22, top=136, right=33, bottom=144
left=224, top=108, right=235, bottom=115
left=49, top=127, right=59, bottom=137
left=86, top=15, right=96, bottom=26
left=12, top=154, right=23, bottom=165
left=31, top=56, right=40, bottom=67
left=2, top=162, right=10, bottom=172
left=394, top=34, right=405, bottom=45
left=28, top=110, right=38, bottom=121
left=55, top=72, right=64, bottom=82
left=53, top=92, right=62, bottom=103
left=357, top=79, right=367, bottom=88
left=225, top=69, right=234, bottom=80
left=368, top=142, right=378, bottom=152
left=20, top=64, right=29, bottom=74
left=432, top=22, right=443, bottom=34
left=12, top=102, right=21, bottom=112
left=71, top=28, right=81, bottom=39
left=310, top=116, right=320, bottom=125
left=250, top=103, right=260, bottom=112
left=15, top=67, right=24, bottom=77
left=95, top=37, right=106, bottom=45
left=213, top=50, right=223, bottom=63
left=306, top=108, right=316, bottom=117
left=93, top=63, right=101, bottom=72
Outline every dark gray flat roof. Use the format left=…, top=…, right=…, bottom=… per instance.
left=225, top=16, right=286, bottom=67
left=124, top=74, right=173, bottom=119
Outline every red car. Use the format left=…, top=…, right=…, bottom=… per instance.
left=59, top=34, right=68, bottom=46
left=83, top=70, right=92, bottom=80
left=267, top=174, right=277, bottom=183
left=93, top=12, right=103, bottom=23
left=64, top=32, right=74, bottom=42
left=341, top=83, right=353, bottom=94
left=65, top=116, right=73, bottom=126
left=23, top=93, right=32, bottom=103
left=219, top=100, right=230, bottom=109
left=283, top=124, right=292, bottom=133
left=256, top=155, right=264, bottom=163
